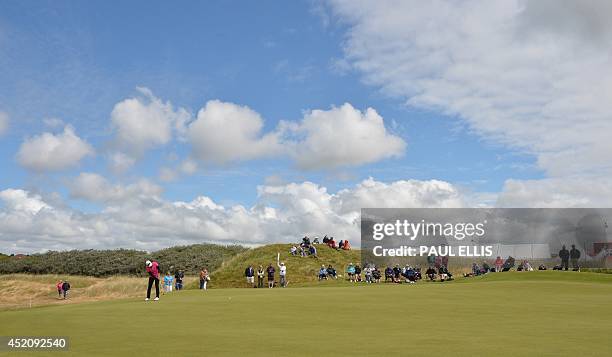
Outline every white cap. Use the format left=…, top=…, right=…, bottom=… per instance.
left=146, top=260, right=152, bottom=267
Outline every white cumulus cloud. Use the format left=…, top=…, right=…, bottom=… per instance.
left=69, top=172, right=162, bottom=204
left=282, top=103, right=405, bottom=169
left=110, top=87, right=190, bottom=167
left=1, top=177, right=467, bottom=253
left=188, top=100, right=282, bottom=163
left=16, top=125, right=94, bottom=171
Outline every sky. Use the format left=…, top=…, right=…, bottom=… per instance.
left=1, top=0, right=611, bottom=253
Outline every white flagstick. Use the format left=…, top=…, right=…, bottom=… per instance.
left=277, top=252, right=280, bottom=264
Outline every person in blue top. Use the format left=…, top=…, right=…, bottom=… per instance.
left=163, top=271, right=174, bottom=293
left=346, top=263, right=356, bottom=282
left=318, top=265, right=328, bottom=280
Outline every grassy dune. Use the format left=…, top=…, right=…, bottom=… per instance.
left=0, top=271, right=611, bottom=356
left=208, top=243, right=361, bottom=288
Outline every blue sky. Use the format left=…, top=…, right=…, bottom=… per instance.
left=0, top=1, right=539, bottom=203
left=1, top=1, right=609, bottom=252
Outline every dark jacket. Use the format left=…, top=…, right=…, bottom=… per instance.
left=559, top=248, right=570, bottom=260
left=62, top=282, right=70, bottom=291
left=245, top=267, right=255, bottom=277
left=266, top=266, right=275, bottom=278
left=174, top=271, right=184, bottom=283
left=570, top=248, right=581, bottom=260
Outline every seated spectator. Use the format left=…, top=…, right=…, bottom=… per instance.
left=438, top=265, right=453, bottom=282
left=302, top=236, right=311, bottom=247
left=338, top=240, right=344, bottom=249
left=482, top=262, right=491, bottom=273
left=318, top=265, right=328, bottom=280
left=538, top=264, right=547, bottom=271
left=502, top=256, right=515, bottom=272
left=290, top=245, right=298, bottom=256
left=322, top=235, right=329, bottom=244
left=393, top=265, right=402, bottom=283
left=372, top=267, right=382, bottom=283
left=343, top=240, right=351, bottom=250
left=326, top=265, right=337, bottom=279
left=426, top=266, right=437, bottom=281
left=312, top=237, right=320, bottom=244
left=309, top=244, right=318, bottom=258
left=414, top=267, right=422, bottom=280
left=328, top=237, right=337, bottom=249
left=384, top=266, right=394, bottom=282
left=403, top=266, right=417, bottom=283
left=523, top=260, right=533, bottom=271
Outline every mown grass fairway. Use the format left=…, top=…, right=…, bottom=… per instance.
left=1, top=272, right=611, bottom=356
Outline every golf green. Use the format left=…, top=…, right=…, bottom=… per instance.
left=1, top=272, right=611, bottom=356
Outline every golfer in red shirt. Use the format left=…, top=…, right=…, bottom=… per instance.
left=145, top=260, right=160, bottom=301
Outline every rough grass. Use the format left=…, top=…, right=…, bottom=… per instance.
left=0, top=274, right=199, bottom=310
left=0, top=271, right=611, bottom=356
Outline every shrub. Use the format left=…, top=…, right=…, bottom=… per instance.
left=0, top=244, right=246, bottom=277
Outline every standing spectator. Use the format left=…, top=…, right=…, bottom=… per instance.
left=277, top=253, right=287, bottom=287
left=56, top=280, right=63, bottom=299
left=346, top=263, right=356, bottom=282
left=174, top=269, right=184, bottom=291
left=145, top=260, right=160, bottom=301
left=257, top=265, right=265, bottom=288
left=266, top=263, right=275, bottom=288
left=559, top=245, right=570, bottom=271
left=61, top=281, right=70, bottom=299
left=570, top=245, right=581, bottom=269
left=427, top=254, right=436, bottom=267
left=354, top=265, right=362, bottom=282
left=364, top=266, right=373, bottom=283
left=199, top=267, right=209, bottom=290
left=245, top=265, right=255, bottom=287
left=163, top=271, right=174, bottom=293
left=494, top=256, right=504, bottom=272
left=434, top=256, right=442, bottom=270
left=472, top=263, right=481, bottom=276
left=441, top=255, right=449, bottom=270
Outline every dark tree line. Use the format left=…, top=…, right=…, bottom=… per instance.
left=0, top=244, right=246, bottom=277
